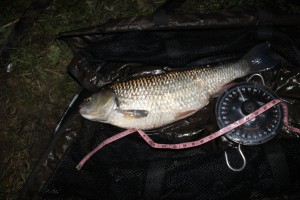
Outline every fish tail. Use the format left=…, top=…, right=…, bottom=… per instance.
left=243, top=42, right=280, bottom=73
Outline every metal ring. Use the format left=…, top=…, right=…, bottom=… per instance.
left=246, top=73, right=266, bottom=86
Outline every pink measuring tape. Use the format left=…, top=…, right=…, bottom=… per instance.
left=76, top=99, right=300, bottom=170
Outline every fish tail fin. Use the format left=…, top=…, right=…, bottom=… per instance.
left=243, top=42, right=280, bottom=73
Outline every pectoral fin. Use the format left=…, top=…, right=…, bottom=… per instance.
left=118, top=109, right=149, bottom=119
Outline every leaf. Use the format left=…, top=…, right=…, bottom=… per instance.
left=47, top=44, right=61, bottom=65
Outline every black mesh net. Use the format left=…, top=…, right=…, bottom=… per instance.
left=40, top=123, right=300, bottom=200
left=86, top=29, right=255, bottom=66
left=20, top=0, right=300, bottom=199
left=174, top=0, right=300, bottom=14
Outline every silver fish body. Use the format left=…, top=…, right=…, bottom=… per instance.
left=79, top=43, right=279, bottom=130
left=108, top=62, right=247, bottom=129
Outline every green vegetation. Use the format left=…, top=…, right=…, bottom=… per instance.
left=0, top=1, right=162, bottom=199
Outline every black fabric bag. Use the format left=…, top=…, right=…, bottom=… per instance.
left=20, top=0, right=300, bottom=199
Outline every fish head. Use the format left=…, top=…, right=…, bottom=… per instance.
left=79, top=88, right=117, bottom=122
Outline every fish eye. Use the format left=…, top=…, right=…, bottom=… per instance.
left=85, top=97, right=92, bottom=102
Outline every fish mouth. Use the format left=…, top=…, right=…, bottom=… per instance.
left=79, top=106, right=94, bottom=119
left=79, top=106, right=87, bottom=115
left=80, top=113, right=96, bottom=121
left=79, top=108, right=110, bottom=122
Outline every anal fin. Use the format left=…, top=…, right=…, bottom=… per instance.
left=175, top=110, right=196, bottom=120
left=211, top=82, right=237, bottom=98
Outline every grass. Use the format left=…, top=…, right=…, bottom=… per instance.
left=0, top=0, right=163, bottom=199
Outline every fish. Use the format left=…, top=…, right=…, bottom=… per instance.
left=79, top=43, right=279, bottom=130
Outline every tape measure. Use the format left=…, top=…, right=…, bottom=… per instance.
left=77, top=84, right=300, bottom=170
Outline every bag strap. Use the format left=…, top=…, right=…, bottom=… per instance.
left=145, top=159, right=167, bottom=199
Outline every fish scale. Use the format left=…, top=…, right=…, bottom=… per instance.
left=108, top=62, right=247, bottom=130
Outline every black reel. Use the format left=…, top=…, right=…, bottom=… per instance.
left=216, top=82, right=283, bottom=145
